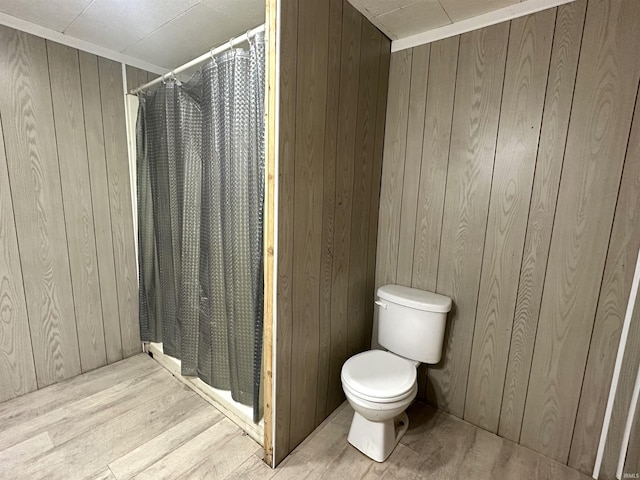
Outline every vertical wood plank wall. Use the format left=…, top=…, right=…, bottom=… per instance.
left=274, top=0, right=390, bottom=465
left=375, top=0, right=640, bottom=477
left=0, top=25, right=140, bottom=403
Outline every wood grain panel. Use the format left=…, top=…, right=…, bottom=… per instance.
left=372, top=48, right=411, bottom=348
left=464, top=9, right=555, bottom=433
left=274, top=0, right=298, bottom=464
left=429, top=23, right=509, bottom=417
left=125, top=66, right=147, bottom=92
left=0, top=111, right=37, bottom=403
left=275, top=0, right=390, bottom=463
left=326, top=1, right=362, bottom=416
left=395, top=44, right=429, bottom=286
left=520, top=0, right=640, bottom=462
left=289, top=0, right=330, bottom=448
left=315, top=0, right=343, bottom=427
left=347, top=20, right=381, bottom=358
left=0, top=26, right=81, bottom=387
left=0, top=27, right=141, bottom=400
left=499, top=0, right=586, bottom=443
left=47, top=41, right=107, bottom=373
left=576, top=87, right=640, bottom=477
left=98, top=57, right=140, bottom=359
left=411, top=36, right=459, bottom=293
left=375, top=49, right=411, bottom=290
left=409, top=38, right=458, bottom=400
left=78, top=51, right=123, bottom=364
left=364, top=35, right=390, bottom=366
left=376, top=0, right=640, bottom=470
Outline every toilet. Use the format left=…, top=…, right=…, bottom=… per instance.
left=341, top=284, right=452, bottom=462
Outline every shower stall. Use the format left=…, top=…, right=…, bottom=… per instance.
left=124, top=25, right=267, bottom=443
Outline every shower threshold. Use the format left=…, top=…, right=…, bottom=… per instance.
left=144, top=342, right=264, bottom=445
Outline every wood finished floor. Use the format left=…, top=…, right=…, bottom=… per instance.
left=0, top=354, right=591, bottom=480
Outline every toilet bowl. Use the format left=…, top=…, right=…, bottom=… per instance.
left=341, top=350, right=418, bottom=462
left=341, top=285, right=452, bottom=463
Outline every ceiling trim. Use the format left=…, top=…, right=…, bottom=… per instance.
left=0, top=11, right=167, bottom=75
left=391, top=0, right=577, bottom=52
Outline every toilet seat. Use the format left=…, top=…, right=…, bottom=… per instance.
left=341, top=350, right=417, bottom=403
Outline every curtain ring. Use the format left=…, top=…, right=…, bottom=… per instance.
left=161, top=70, right=176, bottom=84
left=228, top=36, right=236, bottom=51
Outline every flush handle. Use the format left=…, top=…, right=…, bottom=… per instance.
left=375, top=300, right=387, bottom=309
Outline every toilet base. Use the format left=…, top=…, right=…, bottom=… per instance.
left=347, top=410, right=409, bottom=462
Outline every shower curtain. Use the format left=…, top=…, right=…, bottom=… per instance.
left=136, top=33, right=265, bottom=422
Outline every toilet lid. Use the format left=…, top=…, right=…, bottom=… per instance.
left=341, top=350, right=416, bottom=401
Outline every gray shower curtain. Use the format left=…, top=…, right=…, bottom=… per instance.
left=137, top=33, right=265, bottom=422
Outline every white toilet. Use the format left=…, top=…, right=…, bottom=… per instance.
left=341, top=284, right=452, bottom=462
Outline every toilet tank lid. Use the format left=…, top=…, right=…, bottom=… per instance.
left=377, top=285, right=452, bottom=313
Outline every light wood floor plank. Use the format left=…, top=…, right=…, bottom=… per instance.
left=89, top=469, right=118, bottom=480
left=224, top=454, right=276, bottom=480
left=0, top=368, right=172, bottom=451
left=133, top=419, right=251, bottom=480
left=0, top=432, right=53, bottom=477
left=177, top=429, right=261, bottom=480
left=109, top=406, right=223, bottom=480
left=276, top=401, right=590, bottom=480
left=0, top=354, right=157, bottom=431
left=3, top=386, right=204, bottom=480
left=0, top=354, right=594, bottom=479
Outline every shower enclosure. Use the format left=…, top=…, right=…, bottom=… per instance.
left=127, top=27, right=266, bottom=440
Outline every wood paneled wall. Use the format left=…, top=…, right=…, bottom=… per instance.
left=274, top=0, right=390, bottom=465
left=0, top=25, right=140, bottom=403
left=376, top=0, right=640, bottom=477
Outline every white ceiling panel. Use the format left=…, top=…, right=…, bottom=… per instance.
left=439, top=0, right=517, bottom=22
left=374, top=0, right=451, bottom=40
left=124, top=2, right=263, bottom=69
left=0, top=0, right=92, bottom=31
left=348, top=0, right=418, bottom=17
left=64, top=0, right=202, bottom=52
left=200, top=0, right=264, bottom=23
left=347, top=0, right=557, bottom=45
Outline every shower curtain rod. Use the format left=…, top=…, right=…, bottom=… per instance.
left=128, top=23, right=265, bottom=95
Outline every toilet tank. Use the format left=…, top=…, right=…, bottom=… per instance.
left=376, top=285, right=452, bottom=364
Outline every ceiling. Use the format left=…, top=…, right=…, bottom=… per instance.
left=0, top=0, right=264, bottom=70
left=348, top=0, right=523, bottom=40
left=0, top=0, right=544, bottom=71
